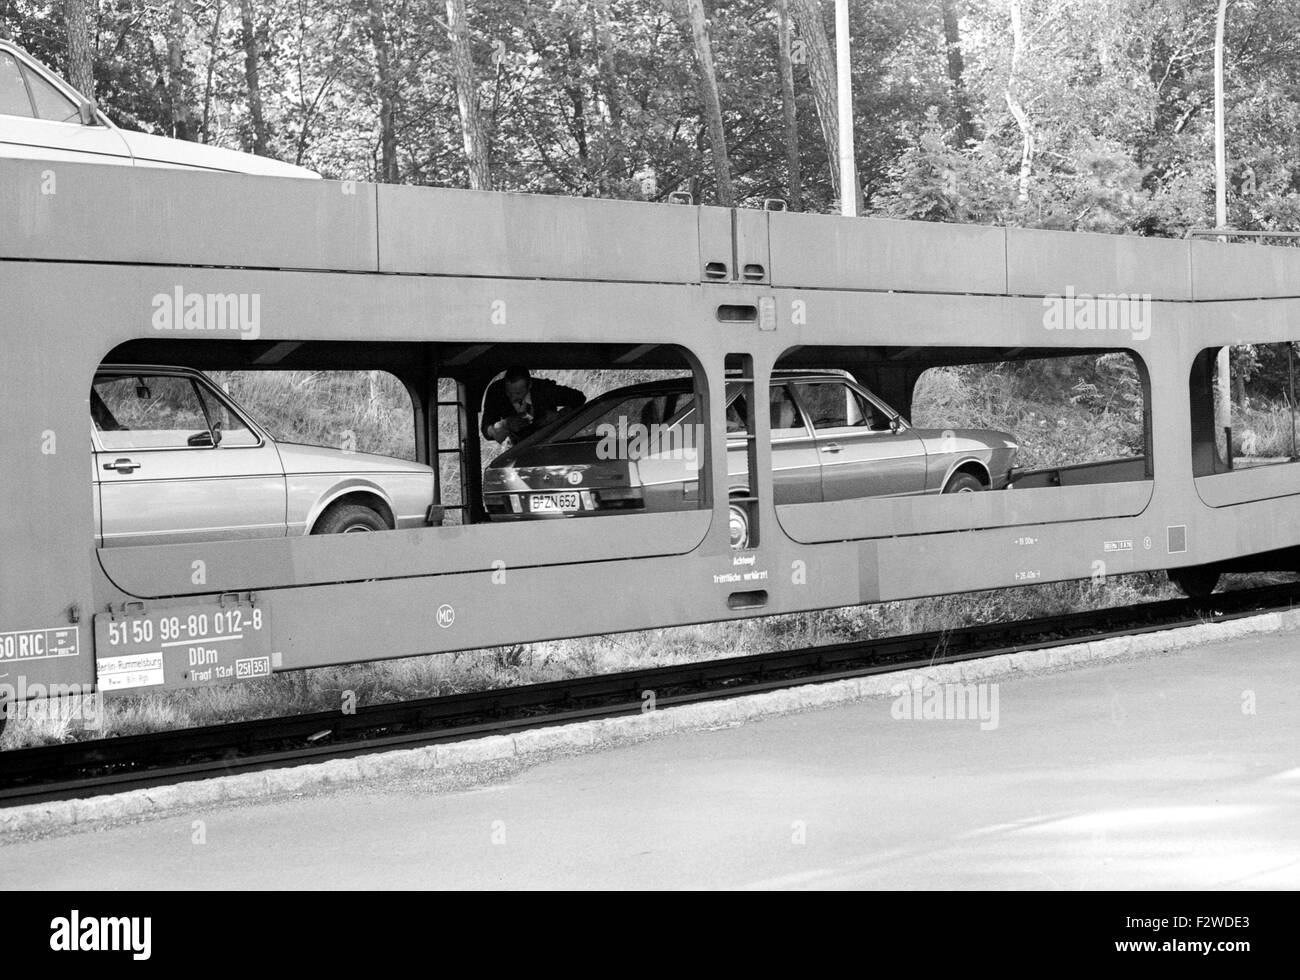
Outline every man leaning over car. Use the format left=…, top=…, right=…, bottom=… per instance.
left=481, top=366, right=587, bottom=446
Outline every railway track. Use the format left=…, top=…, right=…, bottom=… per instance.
left=2, top=581, right=1297, bottom=809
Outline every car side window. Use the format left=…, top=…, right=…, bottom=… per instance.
left=92, top=375, right=215, bottom=451
left=194, top=384, right=259, bottom=447
left=858, top=392, right=896, bottom=431
left=0, top=52, right=34, bottom=117
left=726, top=393, right=748, bottom=433
left=794, top=382, right=854, bottom=430
left=769, top=383, right=806, bottom=435
left=24, top=65, right=79, bottom=122
left=795, top=381, right=894, bottom=432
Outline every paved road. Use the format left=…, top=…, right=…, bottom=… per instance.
left=4, top=632, right=1298, bottom=889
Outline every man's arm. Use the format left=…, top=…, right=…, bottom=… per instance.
left=548, top=383, right=587, bottom=413
left=480, top=383, right=511, bottom=442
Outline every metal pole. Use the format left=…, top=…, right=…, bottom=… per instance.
left=835, top=0, right=856, bottom=217
left=1213, top=0, right=1231, bottom=461
left=1290, top=344, right=1297, bottom=460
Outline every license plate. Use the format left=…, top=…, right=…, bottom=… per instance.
left=529, top=492, right=581, bottom=513
left=94, top=600, right=273, bottom=691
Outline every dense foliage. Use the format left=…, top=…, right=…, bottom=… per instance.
left=5, top=0, right=1299, bottom=236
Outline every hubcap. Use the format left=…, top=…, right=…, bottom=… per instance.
left=729, top=505, right=749, bottom=549
left=342, top=524, right=374, bottom=533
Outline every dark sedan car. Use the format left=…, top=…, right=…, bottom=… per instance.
left=482, top=372, right=1018, bottom=548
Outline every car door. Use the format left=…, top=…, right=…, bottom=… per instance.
left=92, top=371, right=287, bottom=547
left=766, top=382, right=822, bottom=504
left=724, top=383, right=821, bottom=504
left=791, top=379, right=928, bottom=500
left=0, top=47, right=131, bottom=165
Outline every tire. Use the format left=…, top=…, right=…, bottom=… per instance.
left=1168, top=566, right=1220, bottom=598
left=943, top=472, right=985, bottom=494
left=729, top=498, right=751, bottom=549
left=312, top=503, right=389, bottom=535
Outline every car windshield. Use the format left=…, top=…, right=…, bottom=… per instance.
left=553, top=387, right=696, bottom=441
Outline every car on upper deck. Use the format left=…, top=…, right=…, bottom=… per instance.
left=0, top=40, right=317, bottom=177
left=482, top=371, right=1019, bottom=548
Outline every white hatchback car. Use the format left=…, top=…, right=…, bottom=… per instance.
left=0, top=40, right=317, bottom=178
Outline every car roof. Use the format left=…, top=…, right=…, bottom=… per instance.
left=585, top=371, right=859, bottom=403
left=95, top=364, right=208, bottom=378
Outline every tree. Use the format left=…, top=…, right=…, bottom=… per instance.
left=167, top=0, right=195, bottom=141
left=674, top=0, right=734, bottom=206
left=240, top=0, right=269, bottom=156
left=788, top=0, right=860, bottom=210
left=775, top=0, right=802, bottom=209
left=1004, top=0, right=1032, bottom=204
left=368, top=0, right=398, bottom=181
left=64, top=0, right=93, bottom=99
left=446, top=0, right=491, bottom=190
left=940, top=0, right=973, bottom=147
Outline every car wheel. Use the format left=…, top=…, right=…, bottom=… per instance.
left=943, top=472, right=984, bottom=494
left=729, top=498, right=751, bottom=549
left=313, top=503, right=390, bottom=534
left=1168, top=566, right=1220, bottom=598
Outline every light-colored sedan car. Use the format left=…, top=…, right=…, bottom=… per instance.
left=483, top=372, right=1019, bottom=548
left=91, top=366, right=434, bottom=547
left=1, top=40, right=317, bottom=177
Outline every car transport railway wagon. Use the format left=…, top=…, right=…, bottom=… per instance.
left=2, top=158, right=1299, bottom=714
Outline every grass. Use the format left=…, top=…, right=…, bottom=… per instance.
left=911, top=355, right=1145, bottom=469
left=1231, top=399, right=1297, bottom=464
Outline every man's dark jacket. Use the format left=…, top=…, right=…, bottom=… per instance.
left=480, top=377, right=587, bottom=441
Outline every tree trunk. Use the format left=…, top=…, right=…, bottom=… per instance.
left=775, top=0, right=802, bottom=210
left=240, top=0, right=269, bottom=156
left=592, top=0, right=622, bottom=132
left=446, top=0, right=492, bottom=190
left=675, top=0, right=734, bottom=207
left=368, top=0, right=398, bottom=182
left=940, top=0, right=974, bottom=146
left=788, top=0, right=859, bottom=209
left=167, top=0, right=194, bottom=141
left=200, top=0, right=223, bottom=144
left=1005, top=0, right=1033, bottom=204
left=591, top=0, right=625, bottom=192
left=564, top=28, right=590, bottom=175
left=64, top=0, right=94, bottom=99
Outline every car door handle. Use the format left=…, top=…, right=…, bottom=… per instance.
left=821, top=443, right=843, bottom=454
left=103, top=458, right=141, bottom=473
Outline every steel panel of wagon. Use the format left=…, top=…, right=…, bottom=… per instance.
left=1006, top=227, right=1191, bottom=301
left=376, top=184, right=700, bottom=283
left=0, top=159, right=378, bottom=271
left=733, top=207, right=771, bottom=284
left=96, top=511, right=713, bottom=599
left=1195, top=467, right=1300, bottom=508
left=775, top=482, right=1155, bottom=544
left=1189, top=238, right=1300, bottom=300
left=767, top=212, right=1007, bottom=294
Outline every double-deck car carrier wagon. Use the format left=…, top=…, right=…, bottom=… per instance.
left=2, top=158, right=1298, bottom=712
